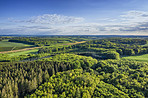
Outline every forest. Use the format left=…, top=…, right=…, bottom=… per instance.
left=0, top=36, right=148, bottom=98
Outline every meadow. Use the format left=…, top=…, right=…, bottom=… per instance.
left=0, top=39, right=33, bottom=47
left=7, top=49, right=39, bottom=56
left=0, top=39, right=34, bottom=52
left=122, top=54, right=148, bottom=62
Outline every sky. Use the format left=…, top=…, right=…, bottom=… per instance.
left=1, top=0, right=148, bottom=35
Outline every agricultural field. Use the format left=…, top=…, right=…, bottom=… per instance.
left=122, top=54, right=148, bottom=62
left=7, top=49, right=39, bottom=56
left=0, top=39, right=33, bottom=47
left=0, top=39, right=35, bottom=52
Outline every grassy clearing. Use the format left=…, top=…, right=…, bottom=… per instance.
left=1, top=40, right=86, bottom=57
left=7, top=49, right=39, bottom=56
left=0, top=40, right=33, bottom=47
left=0, top=40, right=35, bottom=52
left=43, top=41, right=84, bottom=48
left=122, top=54, right=148, bottom=62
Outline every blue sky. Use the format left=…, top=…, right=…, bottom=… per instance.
left=1, top=0, right=148, bottom=35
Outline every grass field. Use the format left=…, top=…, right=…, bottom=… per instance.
left=0, top=40, right=86, bottom=57
left=0, top=40, right=33, bottom=47
left=122, top=54, right=148, bottom=62
left=0, top=40, right=34, bottom=52
left=7, top=49, right=39, bottom=56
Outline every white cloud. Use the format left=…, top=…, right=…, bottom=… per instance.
left=13, top=14, right=84, bottom=25
left=120, top=10, right=148, bottom=24
left=121, top=10, right=148, bottom=18
left=2, top=11, right=148, bottom=35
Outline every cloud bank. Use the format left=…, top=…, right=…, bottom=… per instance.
left=13, top=14, right=84, bottom=25
left=1, top=11, right=148, bottom=35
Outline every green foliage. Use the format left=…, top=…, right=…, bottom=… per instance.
left=100, top=51, right=120, bottom=59
left=8, top=37, right=78, bottom=46
left=94, top=81, right=129, bottom=97
left=84, top=38, right=148, bottom=56
left=93, top=59, right=148, bottom=97
left=0, top=54, right=97, bottom=97
left=28, top=69, right=129, bottom=98
left=1, top=36, right=148, bottom=98
left=40, top=53, right=98, bottom=69
left=38, top=38, right=148, bottom=60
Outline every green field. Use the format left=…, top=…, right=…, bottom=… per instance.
left=0, top=40, right=34, bottom=52
left=7, top=49, right=39, bottom=56
left=122, top=54, right=148, bottom=62
left=0, top=40, right=33, bottom=47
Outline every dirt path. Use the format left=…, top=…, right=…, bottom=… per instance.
left=0, top=47, right=41, bottom=54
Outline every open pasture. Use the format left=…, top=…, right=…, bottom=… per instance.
left=0, top=40, right=33, bottom=47
left=0, top=40, right=34, bottom=52
left=7, top=49, right=39, bottom=56
left=122, top=54, right=148, bottom=62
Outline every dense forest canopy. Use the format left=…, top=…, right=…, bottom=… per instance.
left=0, top=36, right=148, bottom=98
